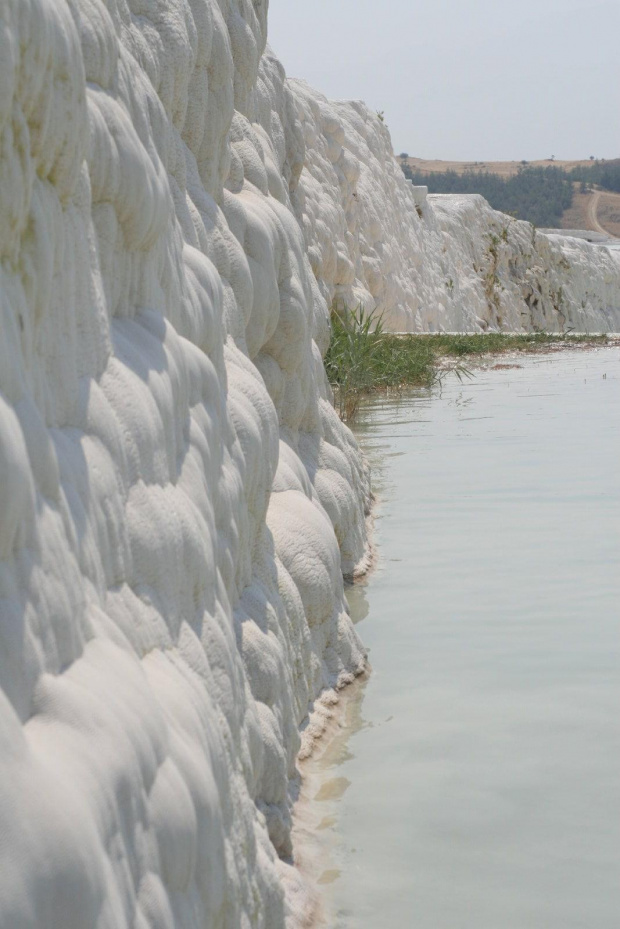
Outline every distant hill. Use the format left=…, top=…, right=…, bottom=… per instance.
left=399, top=157, right=620, bottom=235
left=400, top=157, right=615, bottom=178
left=401, top=163, right=573, bottom=227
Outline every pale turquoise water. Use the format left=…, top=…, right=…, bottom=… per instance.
left=310, top=348, right=620, bottom=929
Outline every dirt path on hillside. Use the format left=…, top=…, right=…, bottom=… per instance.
left=596, top=191, right=620, bottom=238
left=586, top=191, right=609, bottom=236
left=584, top=189, right=620, bottom=238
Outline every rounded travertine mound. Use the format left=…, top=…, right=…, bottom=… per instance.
left=0, top=2, right=370, bottom=927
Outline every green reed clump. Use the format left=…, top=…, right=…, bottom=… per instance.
left=324, top=306, right=438, bottom=420
left=324, top=306, right=610, bottom=422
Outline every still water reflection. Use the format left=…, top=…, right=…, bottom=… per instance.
left=305, top=348, right=620, bottom=929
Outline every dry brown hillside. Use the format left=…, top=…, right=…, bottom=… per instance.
left=402, top=157, right=597, bottom=178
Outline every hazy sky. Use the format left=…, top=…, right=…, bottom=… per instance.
left=268, top=0, right=620, bottom=161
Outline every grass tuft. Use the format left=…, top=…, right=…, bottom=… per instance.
left=324, top=306, right=444, bottom=420
left=324, top=306, right=609, bottom=422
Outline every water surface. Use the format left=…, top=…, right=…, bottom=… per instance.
left=307, top=348, right=620, bottom=929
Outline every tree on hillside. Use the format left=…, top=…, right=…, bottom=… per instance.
left=570, top=160, right=620, bottom=193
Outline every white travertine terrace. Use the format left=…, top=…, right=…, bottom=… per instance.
left=1, top=3, right=620, bottom=929
left=291, top=81, right=620, bottom=333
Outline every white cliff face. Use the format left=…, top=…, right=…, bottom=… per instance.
left=291, top=80, right=620, bottom=332
left=0, top=2, right=369, bottom=928
left=428, top=195, right=620, bottom=332
left=2, top=2, right=619, bottom=928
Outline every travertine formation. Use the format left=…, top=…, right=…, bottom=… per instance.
left=291, top=81, right=620, bottom=332
left=1, top=3, right=619, bottom=929
left=0, top=3, right=369, bottom=927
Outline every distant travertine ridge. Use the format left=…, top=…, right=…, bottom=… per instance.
left=291, top=79, right=620, bottom=332
left=1, top=3, right=620, bottom=929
